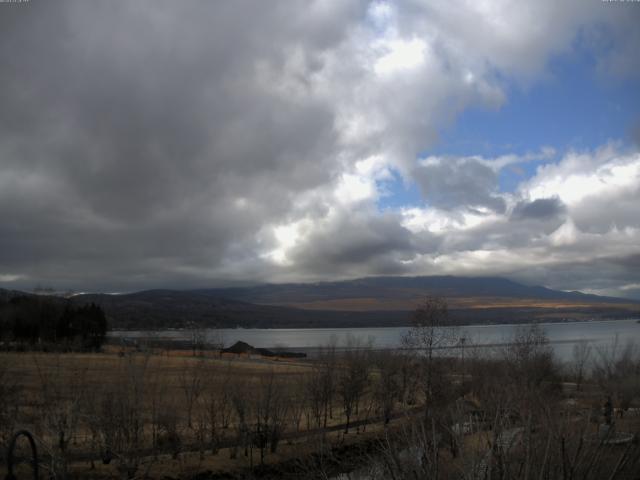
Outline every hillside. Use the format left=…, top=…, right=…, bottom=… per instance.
left=3, top=276, right=638, bottom=330
left=79, top=276, right=640, bottom=329
left=200, top=276, right=634, bottom=310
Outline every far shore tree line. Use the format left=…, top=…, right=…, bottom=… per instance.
left=0, top=295, right=107, bottom=351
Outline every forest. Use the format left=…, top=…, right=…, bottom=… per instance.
left=0, top=296, right=107, bottom=351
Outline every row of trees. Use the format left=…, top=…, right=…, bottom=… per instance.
left=341, top=298, right=640, bottom=480
left=0, top=295, right=108, bottom=350
left=344, top=335, right=640, bottom=480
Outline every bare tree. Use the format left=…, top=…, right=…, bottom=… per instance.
left=397, top=350, right=420, bottom=406
left=95, top=354, right=152, bottom=479
left=199, top=364, right=233, bottom=456
left=287, top=375, right=306, bottom=435
left=0, top=358, right=21, bottom=455
left=218, top=365, right=234, bottom=431
left=229, top=379, right=250, bottom=461
left=304, top=367, right=325, bottom=429
left=593, top=337, right=640, bottom=418
left=155, top=401, right=182, bottom=460
left=501, top=324, right=560, bottom=480
left=179, top=358, right=205, bottom=429
left=372, top=350, right=401, bottom=425
left=209, top=325, right=225, bottom=357
left=244, top=369, right=291, bottom=465
left=318, top=338, right=337, bottom=427
left=147, top=358, right=169, bottom=458
left=571, top=339, right=592, bottom=392
left=187, top=321, right=206, bottom=357
left=33, top=355, right=87, bottom=479
left=373, top=415, right=447, bottom=479
left=502, top=324, right=558, bottom=395
left=403, top=296, right=457, bottom=416
left=338, top=336, right=371, bottom=434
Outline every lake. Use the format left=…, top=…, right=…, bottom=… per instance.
left=109, top=318, right=640, bottom=362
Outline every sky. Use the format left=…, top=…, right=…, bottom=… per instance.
left=1, top=0, right=640, bottom=298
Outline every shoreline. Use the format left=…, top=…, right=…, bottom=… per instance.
left=108, top=316, right=640, bottom=335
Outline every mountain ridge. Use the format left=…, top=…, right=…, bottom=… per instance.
left=2, top=276, right=638, bottom=329
left=194, top=275, right=633, bottom=306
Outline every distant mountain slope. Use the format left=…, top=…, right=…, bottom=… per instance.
left=2, top=276, right=638, bottom=330
left=198, top=276, right=633, bottom=308
left=67, top=289, right=412, bottom=329
left=68, top=290, right=300, bottom=329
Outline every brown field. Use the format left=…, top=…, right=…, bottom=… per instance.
left=2, top=333, right=640, bottom=479
left=279, top=295, right=640, bottom=311
left=0, top=349, right=308, bottom=397
left=0, top=348, right=416, bottom=479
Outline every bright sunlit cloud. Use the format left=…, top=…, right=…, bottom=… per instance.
left=374, top=37, right=427, bottom=76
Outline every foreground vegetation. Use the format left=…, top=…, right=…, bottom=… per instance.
left=0, top=295, right=107, bottom=351
left=1, top=298, right=639, bottom=479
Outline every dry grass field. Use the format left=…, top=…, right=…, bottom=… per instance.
left=281, top=296, right=640, bottom=312
left=0, top=347, right=415, bottom=479
left=2, top=326, right=640, bottom=479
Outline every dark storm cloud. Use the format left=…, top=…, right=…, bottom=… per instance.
left=507, top=253, right=640, bottom=300
left=511, top=197, right=566, bottom=220
left=413, top=158, right=506, bottom=213
left=610, top=254, right=640, bottom=270
left=433, top=205, right=565, bottom=254
left=0, top=0, right=369, bottom=290
left=287, top=211, right=417, bottom=277
left=570, top=191, right=640, bottom=234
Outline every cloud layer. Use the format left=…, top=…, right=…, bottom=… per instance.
left=1, top=0, right=639, bottom=297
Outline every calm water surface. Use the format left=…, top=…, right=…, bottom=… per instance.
left=110, top=318, right=640, bottom=362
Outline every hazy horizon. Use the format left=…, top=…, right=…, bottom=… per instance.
left=10, top=273, right=640, bottom=304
